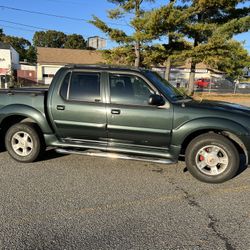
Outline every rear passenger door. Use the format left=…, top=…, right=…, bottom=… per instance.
left=50, top=70, right=107, bottom=146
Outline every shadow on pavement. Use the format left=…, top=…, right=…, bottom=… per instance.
left=39, top=148, right=65, bottom=162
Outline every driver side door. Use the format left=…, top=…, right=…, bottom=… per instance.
left=106, top=72, right=173, bottom=153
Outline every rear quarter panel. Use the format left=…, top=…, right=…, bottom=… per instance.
left=0, top=92, right=53, bottom=134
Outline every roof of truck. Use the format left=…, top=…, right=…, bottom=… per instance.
left=64, top=64, right=145, bottom=72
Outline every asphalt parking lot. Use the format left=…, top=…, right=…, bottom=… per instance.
left=0, top=150, right=249, bottom=250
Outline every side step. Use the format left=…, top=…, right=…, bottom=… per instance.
left=56, top=148, right=176, bottom=164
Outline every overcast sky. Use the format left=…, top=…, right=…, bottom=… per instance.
left=0, top=0, right=249, bottom=51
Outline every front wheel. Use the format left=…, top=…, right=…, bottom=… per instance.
left=185, top=133, right=239, bottom=183
left=5, top=123, right=45, bottom=163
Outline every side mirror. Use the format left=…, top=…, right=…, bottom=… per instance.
left=148, top=94, right=165, bottom=106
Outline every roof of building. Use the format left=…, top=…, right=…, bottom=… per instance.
left=37, top=47, right=106, bottom=65
left=0, top=42, right=11, bottom=50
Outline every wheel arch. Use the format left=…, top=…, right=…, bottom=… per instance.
left=0, top=105, right=53, bottom=149
left=180, top=129, right=248, bottom=166
left=0, top=104, right=53, bottom=134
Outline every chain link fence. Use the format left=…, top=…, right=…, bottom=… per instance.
left=169, top=76, right=250, bottom=94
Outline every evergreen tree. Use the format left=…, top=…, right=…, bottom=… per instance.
left=136, top=0, right=249, bottom=93
left=102, top=45, right=135, bottom=65
left=90, top=0, right=155, bottom=67
left=203, top=40, right=250, bottom=79
left=138, top=1, right=193, bottom=79
left=177, top=0, right=250, bottom=94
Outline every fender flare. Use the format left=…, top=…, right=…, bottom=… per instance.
left=0, top=104, right=53, bottom=134
left=172, top=117, right=249, bottom=146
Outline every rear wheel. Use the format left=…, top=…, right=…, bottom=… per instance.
left=5, top=123, right=45, bottom=163
left=185, top=133, right=239, bottom=183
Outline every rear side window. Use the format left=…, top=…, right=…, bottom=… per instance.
left=68, top=72, right=101, bottom=102
left=60, top=72, right=71, bottom=99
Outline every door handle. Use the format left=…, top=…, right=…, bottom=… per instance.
left=111, top=109, right=121, bottom=115
left=57, top=105, right=65, bottom=111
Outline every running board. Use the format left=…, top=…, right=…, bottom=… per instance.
left=56, top=148, right=175, bottom=164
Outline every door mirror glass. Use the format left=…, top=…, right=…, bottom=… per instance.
left=148, top=94, right=165, bottom=106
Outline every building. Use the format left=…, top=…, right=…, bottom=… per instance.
left=87, top=36, right=107, bottom=49
left=17, top=62, right=37, bottom=86
left=243, top=67, right=250, bottom=78
left=0, top=42, right=19, bottom=88
left=152, top=61, right=225, bottom=87
left=37, top=47, right=106, bottom=84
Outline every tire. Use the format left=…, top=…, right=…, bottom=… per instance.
left=5, top=123, right=45, bottom=163
left=185, top=133, right=239, bottom=183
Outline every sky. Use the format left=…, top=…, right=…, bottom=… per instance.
left=0, top=0, right=249, bottom=52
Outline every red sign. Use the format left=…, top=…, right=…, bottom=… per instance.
left=0, top=68, right=8, bottom=75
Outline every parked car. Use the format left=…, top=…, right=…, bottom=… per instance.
left=194, top=78, right=218, bottom=88
left=0, top=65, right=250, bottom=183
left=237, top=82, right=250, bottom=89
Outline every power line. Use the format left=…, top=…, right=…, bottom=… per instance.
left=0, top=19, right=115, bottom=43
left=0, top=5, right=129, bottom=27
left=0, top=19, right=85, bottom=36
left=0, top=20, right=48, bottom=31
left=43, top=0, right=89, bottom=6
left=0, top=24, right=35, bottom=33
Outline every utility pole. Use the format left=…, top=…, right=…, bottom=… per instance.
left=134, top=0, right=141, bottom=67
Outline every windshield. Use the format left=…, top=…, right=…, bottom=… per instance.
left=143, top=70, right=191, bottom=102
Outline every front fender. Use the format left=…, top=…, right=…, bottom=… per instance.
left=172, top=117, right=249, bottom=146
left=0, top=104, right=53, bottom=134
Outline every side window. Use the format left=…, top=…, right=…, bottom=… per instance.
left=68, top=72, right=101, bottom=102
left=109, top=74, right=155, bottom=105
left=60, top=72, right=71, bottom=99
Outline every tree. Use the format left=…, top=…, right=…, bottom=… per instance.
left=138, top=1, right=193, bottom=79
left=90, top=0, right=155, bottom=67
left=1, top=35, right=31, bottom=61
left=33, top=30, right=88, bottom=50
left=0, top=28, right=4, bottom=40
left=25, top=46, right=37, bottom=63
left=102, top=45, right=135, bottom=65
left=135, top=0, right=249, bottom=93
left=33, top=30, right=66, bottom=48
left=203, top=40, right=250, bottom=79
left=64, top=34, right=87, bottom=49
left=176, top=0, right=250, bottom=94
left=0, top=29, right=37, bottom=62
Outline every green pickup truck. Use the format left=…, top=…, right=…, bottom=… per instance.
left=0, top=65, right=250, bottom=183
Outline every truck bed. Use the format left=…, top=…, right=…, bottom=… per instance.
left=0, top=87, right=48, bottom=95
left=0, top=88, right=48, bottom=114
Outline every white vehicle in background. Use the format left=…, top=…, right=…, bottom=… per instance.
left=238, top=82, right=250, bottom=89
